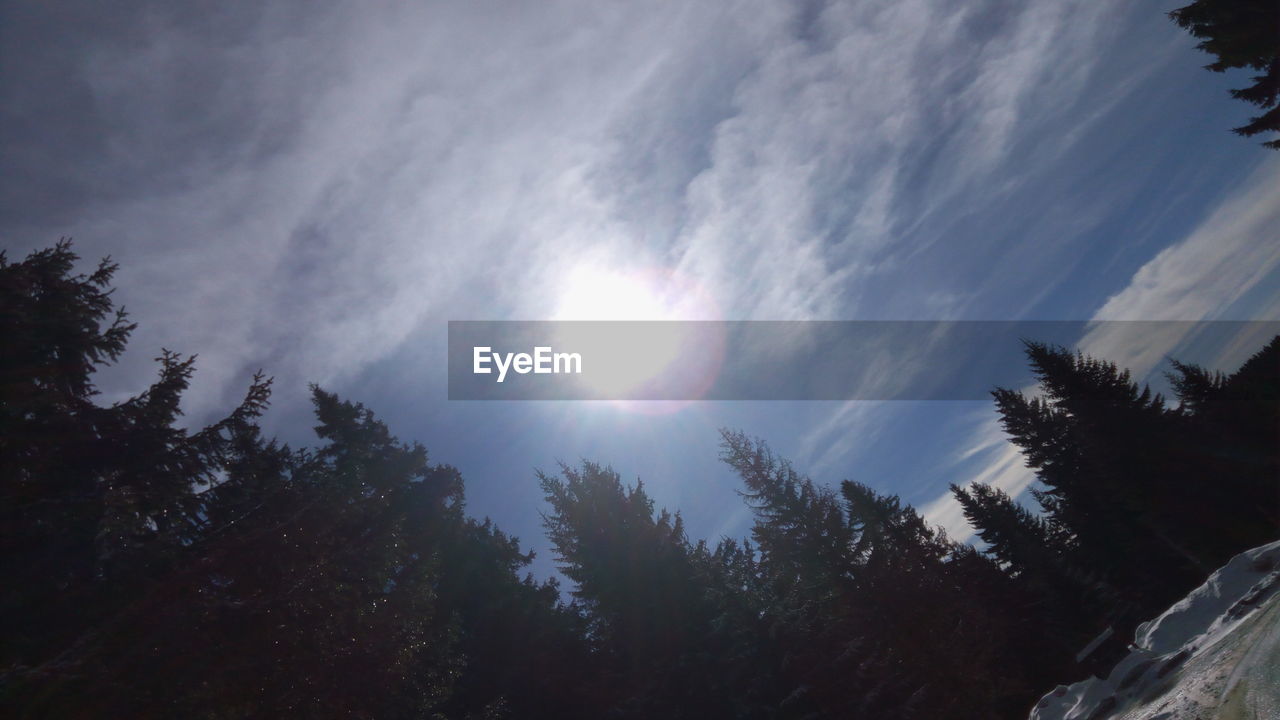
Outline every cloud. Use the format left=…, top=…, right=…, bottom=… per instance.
left=1081, top=157, right=1280, bottom=372
left=795, top=401, right=883, bottom=478
left=667, top=0, right=1133, bottom=322
left=6, top=0, right=1245, bottom=557
left=9, top=1, right=772, bottom=414
left=3, top=0, right=1141, bottom=431
left=920, top=418, right=1032, bottom=543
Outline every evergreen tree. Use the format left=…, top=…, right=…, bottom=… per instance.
left=0, top=242, right=271, bottom=672
left=986, top=337, right=1280, bottom=663
left=1169, top=0, right=1280, bottom=148
left=720, top=431, right=1046, bottom=719
left=689, top=536, right=789, bottom=719
left=6, top=240, right=1277, bottom=718
left=539, top=461, right=736, bottom=717
left=1168, top=336, right=1280, bottom=533
left=2, top=242, right=593, bottom=719
left=991, top=342, right=1205, bottom=613
left=951, top=482, right=1101, bottom=671
left=951, top=482, right=1065, bottom=576
left=432, top=514, right=601, bottom=719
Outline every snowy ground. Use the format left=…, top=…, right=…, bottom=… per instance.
left=1030, top=539, right=1280, bottom=720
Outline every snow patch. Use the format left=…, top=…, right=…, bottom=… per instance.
left=1030, top=539, right=1280, bottom=720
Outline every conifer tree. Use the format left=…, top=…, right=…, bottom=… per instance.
left=1168, top=336, right=1279, bottom=534
left=539, top=461, right=734, bottom=717
left=1170, top=0, right=1280, bottom=148
left=2, top=242, right=589, bottom=719
left=719, top=431, right=1044, bottom=719
left=7, top=240, right=1277, bottom=719
left=950, top=482, right=1067, bottom=579
left=992, top=343, right=1203, bottom=612
left=951, top=483, right=1101, bottom=663
left=0, top=242, right=271, bottom=671
left=988, top=338, right=1280, bottom=637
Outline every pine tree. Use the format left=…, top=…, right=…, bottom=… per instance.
left=1168, top=336, right=1280, bottom=535
left=719, top=431, right=1042, bottom=719
left=0, top=242, right=271, bottom=672
left=2, top=242, right=575, bottom=718
left=992, top=342, right=1204, bottom=613
left=950, top=482, right=1068, bottom=578
left=951, top=483, right=1102, bottom=665
left=538, top=461, right=732, bottom=717
left=1169, top=0, right=1280, bottom=148
left=8, top=240, right=1275, bottom=718
left=719, top=430, right=854, bottom=591
left=989, top=337, right=1280, bottom=648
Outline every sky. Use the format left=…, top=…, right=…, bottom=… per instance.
left=3, top=0, right=1278, bottom=582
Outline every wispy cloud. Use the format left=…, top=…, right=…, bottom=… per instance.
left=1082, top=157, right=1280, bottom=371
left=5, top=1, right=1269, bottom=555
left=919, top=437, right=1029, bottom=544
left=4, top=0, right=1140, bottom=427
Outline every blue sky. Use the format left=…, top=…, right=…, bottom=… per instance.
left=3, top=0, right=1278, bottom=581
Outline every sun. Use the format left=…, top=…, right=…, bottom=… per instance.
left=550, top=264, right=723, bottom=408
left=554, top=265, right=672, bottom=321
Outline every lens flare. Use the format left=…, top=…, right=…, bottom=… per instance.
left=552, top=264, right=723, bottom=413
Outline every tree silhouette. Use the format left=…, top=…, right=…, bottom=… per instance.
left=1170, top=0, right=1280, bottom=148
left=5, top=240, right=1278, bottom=719
left=1, top=243, right=593, bottom=719
left=0, top=241, right=271, bottom=672
left=538, top=461, right=750, bottom=717
left=719, top=431, right=1054, bottom=719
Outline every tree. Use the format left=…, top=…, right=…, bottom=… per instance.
left=719, top=431, right=1047, bottom=719
left=1169, top=0, right=1280, bottom=148
left=985, top=337, right=1280, bottom=662
left=1, top=242, right=593, bottom=719
left=1168, top=335, right=1280, bottom=531
left=991, top=342, right=1210, bottom=613
left=6, top=239, right=1276, bottom=718
left=950, top=482, right=1102, bottom=669
left=0, top=242, right=272, bottom=671
left=539, top=461, right=738, bottom=717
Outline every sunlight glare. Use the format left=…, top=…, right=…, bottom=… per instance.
left=554, top=266, right=671, bottom=321
left=551, top=264, right=722, bottom=410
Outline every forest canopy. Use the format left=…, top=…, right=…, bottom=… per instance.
left=2, top=242, right=1277, bottom=718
